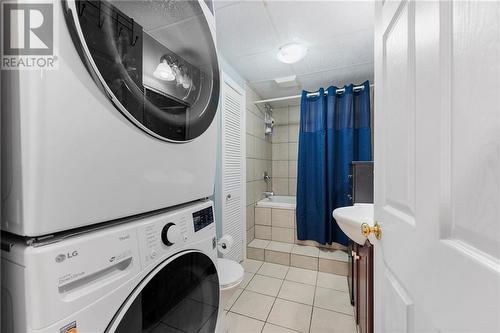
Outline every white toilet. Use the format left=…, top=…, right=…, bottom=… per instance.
left=216, top=258, right=244, bottom=333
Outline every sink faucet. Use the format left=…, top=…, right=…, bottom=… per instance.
left=263, top=191, right=274, bottom=199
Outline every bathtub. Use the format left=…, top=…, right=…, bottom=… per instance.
left=256, top=195, right=296, bottom=210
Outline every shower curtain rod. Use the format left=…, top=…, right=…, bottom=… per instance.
left=253, top=83, right=375, bottom=104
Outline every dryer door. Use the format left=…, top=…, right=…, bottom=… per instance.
left=107, top=251, right=219, bottom=333
left=65, top=0, right=219, bottom=142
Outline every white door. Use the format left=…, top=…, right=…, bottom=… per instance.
left=221, top=73, right=246, bottom=262
left=374, top=1, right=500, bottom=332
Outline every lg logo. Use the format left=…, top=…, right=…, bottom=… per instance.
left=55, top=251, right=78, bottom=263
left=2, top=3, right=53, bottom=55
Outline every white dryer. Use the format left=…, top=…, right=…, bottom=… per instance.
left=1, top=0, right=220, bottom=237
left=1, top=200, right=221, bottom=333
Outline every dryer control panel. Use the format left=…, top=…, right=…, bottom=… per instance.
left=137, top=201, right=216, bottom=268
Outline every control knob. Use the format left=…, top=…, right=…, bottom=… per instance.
left=161, top=223, right=181, bottom=246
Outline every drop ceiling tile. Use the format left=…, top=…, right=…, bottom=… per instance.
left=231, top=51, right=295, bottom=82
left=291, top=30, right=374, bottom=76
left=248, top=81, right=302, bottom=101
left=298, top=62, right=374, bottom=90
left=215, top=1, right=277, bottom=58
left=265, top=1, right=374, bottom=45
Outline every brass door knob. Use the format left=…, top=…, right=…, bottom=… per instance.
left=361, top=222, right=382, bottom=240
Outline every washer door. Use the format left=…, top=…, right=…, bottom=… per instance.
left=107, top=251, right=219, bottom=333
left=65, top=0, right=219, bottom=142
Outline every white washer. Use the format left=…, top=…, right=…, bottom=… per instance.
left=1, top=200, right=221, bottom=333
left=1, top=0, right=220, bottom=237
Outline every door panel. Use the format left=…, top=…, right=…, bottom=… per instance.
left=221, top=76, right=245, bottom=262
left=375, top=1, right=417, bottom=331
left=375, top=1, right=500, bottom=331
left=382, top=0, right=416, bottom=224
left=444, top=1, right=500, bottom=260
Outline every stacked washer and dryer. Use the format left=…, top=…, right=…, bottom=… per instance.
left=1, top=1, right=242, bottom=332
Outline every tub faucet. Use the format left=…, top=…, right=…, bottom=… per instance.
left=263, top=191, right=274, bottom=199
left=263, top=171, right=271, bottom=183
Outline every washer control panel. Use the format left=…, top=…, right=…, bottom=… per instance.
left=138, top=201, right=215, bottom=267
left=192, top=206, right=214, bottom=232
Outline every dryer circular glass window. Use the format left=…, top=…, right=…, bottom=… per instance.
left=107, top=251, right=219, bottom=332
left=65, top=0, right=220, bottom=142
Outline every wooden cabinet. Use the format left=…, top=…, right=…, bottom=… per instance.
left=352, top=241, right=373, bottom=333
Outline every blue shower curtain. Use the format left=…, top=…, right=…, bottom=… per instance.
left=296, top=81, right=372, bottom=245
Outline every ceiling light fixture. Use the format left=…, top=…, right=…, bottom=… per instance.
left=277, top=43, right=307, bottom=64
left=153, top=59, right=175, bottom=81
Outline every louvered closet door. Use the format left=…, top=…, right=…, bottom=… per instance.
left=221, top=76, right=245, bottom=262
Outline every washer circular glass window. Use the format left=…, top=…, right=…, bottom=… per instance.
left=66, top=0, right=220, bottom=142
left=107, top=251, right=219, bottom=332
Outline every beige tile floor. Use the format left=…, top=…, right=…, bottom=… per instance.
left=225, top=259, right=357, bottom=333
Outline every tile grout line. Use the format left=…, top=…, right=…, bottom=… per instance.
left=261, top=265, right=289, bottom=332
left=233, top=285, right=355, bottom=329
left=243, top=260, right=352, bottom=331
left=237, top=272, right=310, bottom=333
left=249, top=244, right=349, bottom=262
left=249, top=262, right=350, bottom=292
left=229, top=310, right=303, bottom=333
left=225, top=288, right=245, bottom=312
left=308, top=269, right=320, bottom=333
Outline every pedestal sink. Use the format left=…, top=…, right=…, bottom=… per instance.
left=333, top=203, right=374, bottom=245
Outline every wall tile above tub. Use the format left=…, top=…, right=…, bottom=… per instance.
left=253, top=159, right=266, bottom=181
left=288, top=162, right=297, bottom=179
left=255, top=141, right=265, bottom=160
left=288, top=143, right=298, bottom=161
left=288, top=178, right=297, bottom=196
left=272, top=178, right=289, bottom=195
left=253, top=180, right=267, bottom=203
left=272, top=126, right=289, bottom=143
left=272, top=107, right=289, bottom=125
left=272, top=143, right=289, bottom=161
left=288, top=106, right=300, bottom=124
left=272, top=161, right=289, bottom=178
left=288, top=125, right=299, bottom=142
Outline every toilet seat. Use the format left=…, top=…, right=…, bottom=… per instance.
left=217, top=258, right=244, bottom=290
